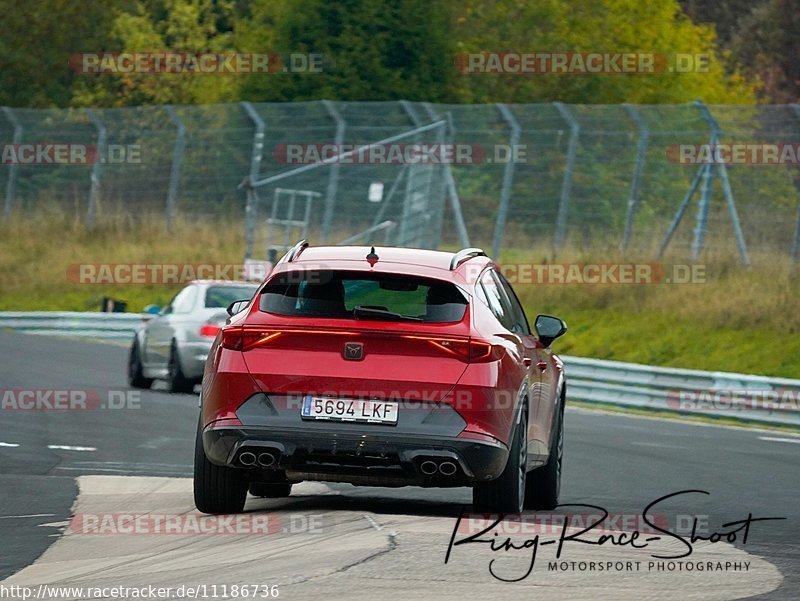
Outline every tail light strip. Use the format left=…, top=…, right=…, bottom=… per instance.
left=221, top=326, right=494, bottom=363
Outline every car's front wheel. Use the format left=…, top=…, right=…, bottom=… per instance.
left=472, top=404, right=527, bottom=513
left=194, top=418, right=248, bottom=514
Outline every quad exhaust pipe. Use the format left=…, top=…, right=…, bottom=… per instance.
left=438, top=461, right=457, bottom=476
left=419, top=459, right=458, bottom=477
left=257, top=452, right=277, bottom=468
left=238, top=450, right=279, bottom=468
left=239, top=451, right=257, bottom=466
left=420, top=460, right=438, bottom=475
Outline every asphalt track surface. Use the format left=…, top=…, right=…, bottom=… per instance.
left=0, top=331, right=797, bottom=600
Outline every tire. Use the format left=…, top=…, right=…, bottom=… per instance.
left=167, top=342, right=195, bottom=394
left=128, top=338, right=153, bottom=389
left=194, top=417, right=248, bottom=514
left=249, top=481, right=293, bottom=498
left=472, top=404, right=527, bottom=513
left=525, top=401, right=564, bottom=510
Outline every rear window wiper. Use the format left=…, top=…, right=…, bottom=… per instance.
left=352, top=305, right=422, bottom=321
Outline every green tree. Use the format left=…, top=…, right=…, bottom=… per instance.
left=0, top=0, right=117, bottom=107
left=678, top=0, right=754, bottom=44
left=451, top=0, right=757, bottom=104
left=71, top=0, right=239, bottom=107
left=236, top=0, right=457, bottom=102
left=681, top=0, right=799, bottom=102
left=729, top=0, right=800, bottom=103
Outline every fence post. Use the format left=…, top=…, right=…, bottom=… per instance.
left=792, top=104, right=800, bottom=262
left=658, top=163, right=707, bottom=259
left=163, top=106, right=185, bottom=232
left=2, top=107, right=22, bottom=222
left=695, top=100, right=749, bottom=266
left=622, top=104, right=649, bottom=252
left=692, top=146, right=715, bottom=260
left=492, top=103, right=521, bottom=258
left=553, top=102, right=580, bottom=253
left=321, top=100, right=344, bottom=242
left=240, top=102, right=265, bottom=261
left=426, top=102, right=470, bottom=248
left=691, top=101, right=718, bottom=259
left=85, top=109, right=106, bottom=226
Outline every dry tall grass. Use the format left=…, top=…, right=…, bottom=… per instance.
left=1, top=210, right=798, bottom=376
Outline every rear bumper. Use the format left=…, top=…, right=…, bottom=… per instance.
left=202, top=425, right=509, bottom=487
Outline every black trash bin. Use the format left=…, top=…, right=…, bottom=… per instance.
left=101, top=297, right=127, bottom=313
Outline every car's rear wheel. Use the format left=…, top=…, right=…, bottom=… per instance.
left=194, top=418, right=248, bottom=514
left=525, top=402, right=564, bottom=510
left=167, top=342, right=195, bottom=394
left=249, top=481, right=293, bottom=498
left=128, top=339, right=153, bottom=389
left=472, top=404, right=527, bottom=513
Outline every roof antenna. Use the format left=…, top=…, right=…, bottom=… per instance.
left=366, top=246, right=379, bottom=267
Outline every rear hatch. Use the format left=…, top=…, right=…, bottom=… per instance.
left=225, top=269, right=483, bottom=405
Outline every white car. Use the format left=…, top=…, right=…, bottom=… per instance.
left=128, top=280, right=259, bottom=393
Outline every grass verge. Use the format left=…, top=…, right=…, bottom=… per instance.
left=1, top=212, right=798, bottom=378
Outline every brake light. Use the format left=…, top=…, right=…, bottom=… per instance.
left=199, top=324, right=221, bottom=337
left=469, top=340, right=494, bottom=362
left=220, top=326, right=242, bottom=350
left=220, top=326, right=283, bottom=351
left=401, top=335, right=493, bottom=363
left=426, top=339, right=470, bottom=361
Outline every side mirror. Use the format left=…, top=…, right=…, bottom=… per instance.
left=227, top=299, right=249, bottom=317
left=143, top=304, right=161, bottom=315
left=534, top=314, right=567, bottom=347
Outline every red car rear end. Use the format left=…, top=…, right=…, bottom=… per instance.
left=195, top=243, right=567, bottom=514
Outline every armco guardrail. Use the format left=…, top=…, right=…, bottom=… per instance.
left=0, top=311, right=144, bottom=340
left=1, top=311, right=798, bottom=427
left=566, top=356, right=800, bottom=427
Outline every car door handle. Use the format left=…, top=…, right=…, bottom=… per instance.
left=523, top=357, right=532, bottom=367
left=536, top=361, right=548, bottom=371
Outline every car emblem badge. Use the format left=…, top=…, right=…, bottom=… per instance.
left=343, top=342, right=364, bottom=361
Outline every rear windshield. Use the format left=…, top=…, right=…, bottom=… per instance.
left=259, top=271, right=467, bottom=323
left=204, top=285, right=258, bottom=308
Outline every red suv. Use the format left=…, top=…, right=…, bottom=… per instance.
left=194, top=242, right=567, bottom=514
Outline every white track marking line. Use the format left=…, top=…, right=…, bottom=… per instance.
left=47, top=445, right=96, bottom=452
left=54, top=466, right=190, bottom=475
left=363, top=515, right=383, bottom=531
left=630, top=441, right=683, bottom=449
left=758, top=436, right=800, bottom=445
left=38, top=521, right=70, bottom=528
left=0, top=513, right=55, bottom=520
left=0, top=442, right=20, bottom=447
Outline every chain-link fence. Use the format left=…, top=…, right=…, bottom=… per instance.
left=2, top=101, right=799, bottom=263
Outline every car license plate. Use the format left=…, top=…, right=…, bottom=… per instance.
left=301, top=396, right=398, bottom=424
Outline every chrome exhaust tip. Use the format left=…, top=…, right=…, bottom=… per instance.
left=257, top=452, right=277, bottom=468
left=420, top=460, right=438, bottom=475
left=239, top=451, right=257, bottom=466
left=439, top=461, right=457, bottom=476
